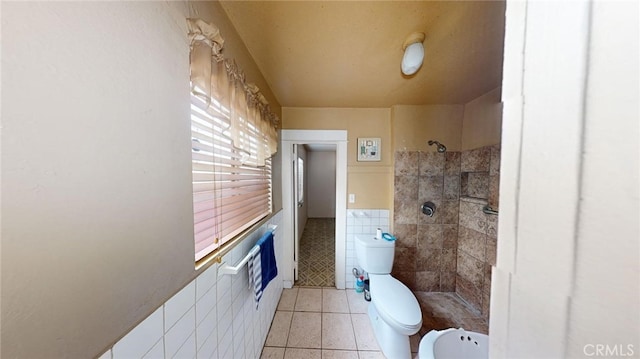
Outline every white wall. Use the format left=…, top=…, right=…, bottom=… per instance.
left=308, top=151, right=337, bottom=218
left=0, top=1, right=283, bottom=357
left=491, top=0, right=639, bottom=357
left=461, top=87, right=502, bottom=150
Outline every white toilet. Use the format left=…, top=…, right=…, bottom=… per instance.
left=355, top=234, right=422, bottom=358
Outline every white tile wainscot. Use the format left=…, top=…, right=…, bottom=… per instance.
left=345, top=209, right=390, bottom=289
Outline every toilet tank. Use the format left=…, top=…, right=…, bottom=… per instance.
left=355, top=235, right=395, bottom=274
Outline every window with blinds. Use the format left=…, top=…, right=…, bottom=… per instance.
left=191, top=91, right=272, bottom=262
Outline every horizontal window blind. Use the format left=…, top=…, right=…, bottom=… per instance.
left=191, top=92, right=272, bottom=262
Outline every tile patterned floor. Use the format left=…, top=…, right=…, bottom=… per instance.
left=261, top=287, right=411, bottom=359
left=297, top=218, right=335, bottom=287
left=261, top=289, right=487, bottom=359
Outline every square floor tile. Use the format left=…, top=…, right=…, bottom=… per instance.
left=321, top=313, right=356, bottom=350
left=346, top=290, right=369, bottom=314
left=284, top=348, right=322, bottom=359
left=265, top=311, right=293, bottom=347
left=357, top=351, right=386, bottom=359
left=287, top=312, right=322, bottom=348
left=321, top=349, right=359, bottom=359
left=295, top=288, right=322, bottom=312
left=322, top=288, right=349, bottom=313
left=351, top=313, right=380, bottom=351
left=261, top=347, right=285, bottom=359
left=278, top=288, right=298, bottom=311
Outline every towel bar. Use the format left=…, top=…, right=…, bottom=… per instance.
left=218, top=225, right=277, bottom=276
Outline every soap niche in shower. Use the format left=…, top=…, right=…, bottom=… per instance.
left=460, top=171, right=489, bottom=200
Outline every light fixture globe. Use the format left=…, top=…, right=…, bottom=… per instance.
left=401, top=32, right=426, bottom=76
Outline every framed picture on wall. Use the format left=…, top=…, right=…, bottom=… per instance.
left=357, top=137, right=381, bottom=161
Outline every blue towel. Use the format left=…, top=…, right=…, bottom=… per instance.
left=257, top=231, right=278, bottom=291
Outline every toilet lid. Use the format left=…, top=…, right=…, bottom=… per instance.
left=370, top=274, right=422, bottom=330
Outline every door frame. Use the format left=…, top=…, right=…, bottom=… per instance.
left=281, top=130, right=348, bottom=289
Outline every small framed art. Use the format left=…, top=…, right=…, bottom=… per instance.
left=357, top=137, right=381, bottom=161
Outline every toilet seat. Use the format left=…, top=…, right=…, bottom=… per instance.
left=369, top=274, right=422, bottom=334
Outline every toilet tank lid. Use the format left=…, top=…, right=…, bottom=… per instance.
left=355, top=235, right=395, bottom=248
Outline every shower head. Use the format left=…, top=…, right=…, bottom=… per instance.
left=428, top=140, right=447, bottom=153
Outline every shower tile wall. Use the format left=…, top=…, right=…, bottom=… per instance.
left=393, top=151, right=461, bottom=292
left=392, top=144, right=500, bottom=320
left=456, top=145, right=500, bottom=319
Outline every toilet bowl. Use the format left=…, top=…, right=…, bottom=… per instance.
left=368, top=274, right=422, bottom=358
left=355, top=235, right=423, bottom=358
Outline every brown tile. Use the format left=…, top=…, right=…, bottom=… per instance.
left=392, top=270, right=416, bottom=291
left=458, top=226, right=487, bottom=261
left=461, top=147, right=491, bottom=172
left=418, top=224, right=442, bottom=247
left=482, top=286, right=491, bottom=319
left=394, top=200, right=418, bottom=225
left=485, top=237, right=497, bottom=266
left=440, top=271, right=456, bottom=292
left=442, top=225, right=458, bottom=248
left=486, top=212, right=498, bottom=239
left=456, top=252, right=484, bottom=288
left=488, top=174, right=500, bottom=208
left=444, top=152, right=461, bottom=175
left=490, top=144, right=501, bottom=175
left=417, top=292, right=481, bottom=319
left=394, top=224, right=417, bottom=248
left=419, top=175, right=444, bottom=200
left=394, top=151, right=419, bottom=176
left=440, top=200, right=459, bottom=225
left=457, top=317, right=489, bottom=334
left=420, top=315, right=454, bottom=333
left=464, top=172, right=489, bottom=199
left=418, top=198, right=441, bottom=225
left=443, top=175, right=460, bottom=200
left=460, top=172, right=468, bottom=197
left=394, top=175, right=418, bottom=201
left=483, top=264, right=492, bottom=293
left=419, top=151, right=445, bottom=176
left=393, top=246, right=416, bottom=271
left=441, top=248, right=457, bottom=272
left=416, top=247, right=441, bottom=271
left=455, top=275, right=482, bottom=313
left=416, top=271, right=440, bottom=292
left=459, top=200, right=487, bottom=234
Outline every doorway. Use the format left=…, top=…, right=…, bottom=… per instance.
left=296, top=144, right=337, bottom=286
left=281, top=130, right=348, bottom=289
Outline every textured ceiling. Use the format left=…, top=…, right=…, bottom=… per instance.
left=220, top=1, right=505, bottom=108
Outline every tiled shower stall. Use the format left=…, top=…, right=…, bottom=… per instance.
left=392, top=145, right=500, bottom=320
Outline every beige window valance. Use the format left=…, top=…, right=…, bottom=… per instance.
left=187, top=18, right=278, bottom=166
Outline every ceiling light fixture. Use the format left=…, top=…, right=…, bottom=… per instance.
left=401, top=32, right=426, bottom=76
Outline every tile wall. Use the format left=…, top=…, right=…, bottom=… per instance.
left=98, top=211, right=284, bottom=359
left=456, top=145, right=500, bottom=318
left=392, top=144, right=500, bottom=320
left=346, top=209, right=390, bottom=289
left=393, top=151, right=461, bottom=292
